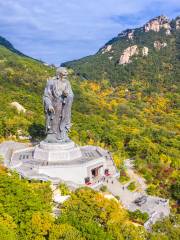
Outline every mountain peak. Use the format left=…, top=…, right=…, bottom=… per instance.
left=148, top=15, right=170, bottom=22
left=144, top=15, right=171, bottom=32
left=99, top=16, right=173, bottom=52
left=63, top=14, right=180, bottom=84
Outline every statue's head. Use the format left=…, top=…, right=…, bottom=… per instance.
left=56, top=67, right=68, bottom=80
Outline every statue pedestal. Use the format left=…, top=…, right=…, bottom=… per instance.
left=8, top=141, right=119, bottom=187
left=33, top=140, right=82, bottom=162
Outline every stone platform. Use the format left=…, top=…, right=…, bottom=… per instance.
left=0, top=141, right=119, bottom=188
left=33, top=141, right=82, bottom=162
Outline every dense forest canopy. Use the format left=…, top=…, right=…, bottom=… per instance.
left=0, top=166, right=179, bottom=240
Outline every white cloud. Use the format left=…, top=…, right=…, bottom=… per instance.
left=0, top=0, right=179, bottom=64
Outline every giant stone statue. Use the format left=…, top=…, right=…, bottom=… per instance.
left=43, top=67, right=73, bottom=143
left=3, top=66, right=120, bottom=188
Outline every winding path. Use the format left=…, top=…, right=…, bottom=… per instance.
left=124, top=159, right=147, bottom=192
left=103, top=159, right=170, bottom=230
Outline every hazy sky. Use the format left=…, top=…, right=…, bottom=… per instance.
left=0, top=0, right=179, bottom=65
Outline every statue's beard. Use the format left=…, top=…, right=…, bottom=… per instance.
left=61, top=76, right=67, bottom=81
left=53, top=75, right=68, bottom=98
left=53, top=79, right=63, bottom=97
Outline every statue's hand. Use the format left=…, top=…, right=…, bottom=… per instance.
left=62, top=90, right=68, bottom=97
left=48, top=106, right=55, bottom=114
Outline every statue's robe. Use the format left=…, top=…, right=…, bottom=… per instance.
left=43, top=77, right=73, bottom=141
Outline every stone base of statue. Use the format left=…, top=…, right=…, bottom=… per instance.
left=33, top=141, right=82, bottom=162
left=2, top=139, right=119, bottom=188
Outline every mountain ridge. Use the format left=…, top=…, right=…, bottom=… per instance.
left=62, top=15, right=180, bottom=85
left=0, top=35, right=44, bottom=63
left=0, top=35, right=29, bottom=57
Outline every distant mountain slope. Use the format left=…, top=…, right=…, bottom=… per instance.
left=61, top=17, right=180, bottom=205
left=63, top=16, right=180, bottom=86
left=0, top=38, right=55, bottom=139
left=0, top=35, right=44, bottom=62
left=0, top=36, right=27, bottom=56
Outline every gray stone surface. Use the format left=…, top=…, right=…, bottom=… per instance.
left=39, top=140, right=75, bottom=150
left=1, top=141, right=119, bottom=186
left=33, top=140, right=82, bottom=162
left=0, top=141, right=30, bottom=166
left=104, top=172, right=170, bottom=230
left=43, top=67, right=74, bottom=143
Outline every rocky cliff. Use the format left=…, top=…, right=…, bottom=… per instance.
left=144, top=15, right=171, bottom=33
left=62, top=15, right=180, bottom=85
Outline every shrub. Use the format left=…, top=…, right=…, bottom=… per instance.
left=127, top=182, right=136, bottom=191
left=128, top=210, right=149, bottom=224
left=100, top=185, right=108, bottom=192
left=59, top=183, right=71, bottom=195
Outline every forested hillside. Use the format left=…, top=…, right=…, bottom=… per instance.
left=0, top=44, right=54, bottom=139
left=63, top=16, right=180, bottom=204
left=0, top=16, right=179, bottom=239
left=63, top=16, right=180, bottom=86
left=0, top=36, right=35, bottom=58
left=0, top=166, right=179, bottom=240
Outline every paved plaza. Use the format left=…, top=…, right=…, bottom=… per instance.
left=103, top=159, right=170, bottom=230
